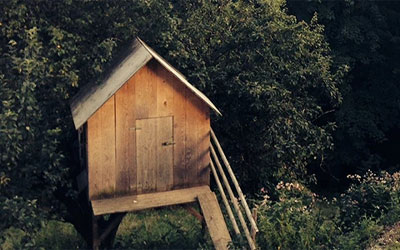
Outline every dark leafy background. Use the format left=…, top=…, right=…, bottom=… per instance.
left=0, top=0, right=399, bottom=248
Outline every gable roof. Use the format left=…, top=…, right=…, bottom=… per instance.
left=70, top=37, right=221, bottom=129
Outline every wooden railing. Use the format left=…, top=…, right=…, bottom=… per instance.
left=210, top=128, right=258, bottom=249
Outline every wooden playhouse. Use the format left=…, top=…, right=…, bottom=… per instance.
left=70, top=38, right=257, bottom=249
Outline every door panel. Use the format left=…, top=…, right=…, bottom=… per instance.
left=136, top=116, right=173, bottom=193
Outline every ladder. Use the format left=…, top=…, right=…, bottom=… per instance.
left=208, top=128, right=259, bottom=250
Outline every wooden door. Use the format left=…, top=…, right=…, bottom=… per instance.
left=136, top=116, right=174, bottom=193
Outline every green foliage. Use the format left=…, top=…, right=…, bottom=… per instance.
left=34, top=220, right=86, bottom=250
left=157, top=0, right=345, bottom=192
left=1, top=220, right=86, bottom=250
left=257, top=182, right=340, bottom=249
left=0, top=0, right=79, bottom=235
left=338, top=171, right=400, bottom=230
left=114, top=207, right=212, bottom=249
left=1, top=0, right=398, bottom=248
left=0, top=0, right=175, bottom=240
left=287, top=0, right=400, bottom=177
left=0, top=196, right=41, bottom=232
left=0, top=0, right=344, bottom=242
left=368, top=222, right=400, bottom=250
left=256, top=171, right=400, bottom=250
left=0, top=227, right=29, bottom=250
left=0, top=196, right=42, bottom=248
left=337, top=217, right=383, bottom=250
left=0, top=171, right=398, bottom=249
left=0, top=209, right=208, bottom=250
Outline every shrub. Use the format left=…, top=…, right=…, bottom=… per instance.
left=0, top=227, right=28, bottom=250
left=337, top=171, right=400, bottom=230
left=256, top=182, right=340, bottom=249
left=337, top=217, right=383, bottom=250
left=256, top=171, right=400, bottom=250
left=0, top=220, right=85, bottom=250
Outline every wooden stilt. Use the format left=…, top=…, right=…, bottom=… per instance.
left=98, top=213, right=126, bottom=243
left=92, top=215, right=100, bottom=250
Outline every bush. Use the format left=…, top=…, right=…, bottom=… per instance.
left=256, top=170, right=400, bottom=250
left=256, top=182, right=340, bottom=249
left=338, top=171, right=400, bottom=229
left=337, top=217, right=383, bottom=250
left=0, top=227, right=29, bottom=250
left=0, top=220, right=85, bottom=250
left=0, top=196, right=42, bottom=249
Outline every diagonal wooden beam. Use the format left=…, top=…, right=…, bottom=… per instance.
left=98, top=213, right=126, bottom=242
left=198, top=191, right=231, bottom=250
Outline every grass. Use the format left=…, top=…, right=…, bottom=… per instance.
left=1, top=205, right=213, bottom=249
left=2, top=204, right=399, bottom=249
left=1, top=221, right=86, bottom=250
left=114, top=205, right=213, bottom=249
left=35, top=220, right=86, bottom=249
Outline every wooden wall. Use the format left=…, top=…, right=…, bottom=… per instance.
left=87, top=59, right=210, bottom=200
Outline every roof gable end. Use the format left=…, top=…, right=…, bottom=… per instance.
left=70, top=37, right=221, bottom=129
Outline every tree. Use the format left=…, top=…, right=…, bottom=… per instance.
left=156, top=0, right=344, bottom=192
left=0, top=0, right=343, bottom=247
left=287, top=0, right=400, bottom=184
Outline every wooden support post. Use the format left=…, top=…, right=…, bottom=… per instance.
left=210, top=160, right=241, bottom=235
left=210, top=145, right=256, bottom=250
left=76, top=169, right=88, bottom=193
left=98, top=213, right=126, bottom=243
left=92, top=215, right=100, bottom=250
left=211, top=128, right=259, bottom=233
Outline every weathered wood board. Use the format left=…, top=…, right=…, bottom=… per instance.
left=136, top=116, right=173, bottom=193
left=71, top=40, right=153, bottom=129
left=198, top=191, right=232, bottom=250
left=115, top=76, right=136, bottom=193
left=91, top=185, right=211, bottom=215
left=87, top=97, right=116, bottom=199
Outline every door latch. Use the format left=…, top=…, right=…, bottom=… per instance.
left=162, top=141, right=176, bottom=146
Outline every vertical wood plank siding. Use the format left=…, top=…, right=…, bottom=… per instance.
left=87, top=59, right=210, bottom=199
left=115, top=77, right=136, bottom=194
left=87, top=97, right=116, bottom=199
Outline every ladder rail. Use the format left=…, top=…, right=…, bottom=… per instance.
left=210, top=128, right=259, bottom=233
left=210, top=160, right=241, bottom=235
left=210, top=147, right=256, bottom=249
